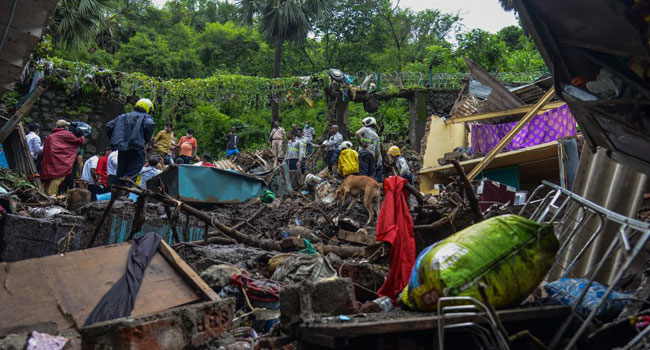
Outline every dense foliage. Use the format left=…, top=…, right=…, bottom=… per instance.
left=52, top=0, right=545, bottom=79
left=23, top=0, right=547, bottom=159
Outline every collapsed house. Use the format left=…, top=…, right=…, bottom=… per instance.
left=2, top=0, right=650, bottom=349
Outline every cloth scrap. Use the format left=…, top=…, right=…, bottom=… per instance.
left=376, top=176, right=415, bottom=302
left=84, top=231, right=162, bottom=326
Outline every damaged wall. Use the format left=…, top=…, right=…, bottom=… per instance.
left=26, top=85, right=126, bottom=154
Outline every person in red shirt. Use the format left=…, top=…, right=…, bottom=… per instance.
left=200, top=154, right=216, bottom=167
left=95, top=147, right=112, bottom=193
left=176, top=129, right=198, bottom=164
left=40, top=120, right=85, bottom=196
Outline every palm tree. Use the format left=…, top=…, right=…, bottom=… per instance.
left=50, top=0, right=113, bottom=48
left=237, top=0, right=333, bottom=123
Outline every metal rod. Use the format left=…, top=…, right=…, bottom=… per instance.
left=564, top=230, right=650, bottom=350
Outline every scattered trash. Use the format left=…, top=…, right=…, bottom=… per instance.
left=544, top=278, right=632, bottom=320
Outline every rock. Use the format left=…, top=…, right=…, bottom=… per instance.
left=280, top=277, right=357, bottom=336
left=43, top=90, right=56, bottom=100
left=67, top=188, right=91, bottom=212
left=0, top=333, right=28, bottom=350
left=284, top=225, right=321, bottom=244
left=200, top=264, right=243, bottom=291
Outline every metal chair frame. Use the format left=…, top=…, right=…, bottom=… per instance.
left=519, top=180, right=650, bottom=349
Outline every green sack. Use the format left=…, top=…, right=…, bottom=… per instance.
left=401, top=214, right=559, bottom=311
left=261, top=190, right=275, bottom=203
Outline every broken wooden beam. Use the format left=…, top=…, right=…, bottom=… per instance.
left=0, top=86, right=45, bottom=143
left=338, top=229, right=375, bottom=246
left=466, top=87, right=556, bottom=181
left=115, top=184, right=366, bottom=258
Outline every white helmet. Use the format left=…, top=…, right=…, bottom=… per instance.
left=341, top=141, right=353, bottom=150
left=362, top=116, right=377, bottom=127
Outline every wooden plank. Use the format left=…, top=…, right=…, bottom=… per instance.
left=338, top=230, right=375, bottom=246
left=445, top=102, right=566, bottom=124
left=299, top=305, right=570, bottom=338
left=0, top=241, right=202, bottom=333
left=0, top=86, right=44, bottom=143
left=158, top=240, right=220, bottom=301
left=466, top=87, right=556, bottom=180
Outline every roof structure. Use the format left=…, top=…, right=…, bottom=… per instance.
left=0, top=0, right=58, bottom=95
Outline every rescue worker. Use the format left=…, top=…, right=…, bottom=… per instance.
left=226, top=126, right=240, bottom=157
left=177, top=129, right=198, bottom=164
left=388, top=146, right=413, bottom=185
left=152, top=122, right=175, bottom=165
left=337, top=141, right=359, bottom=177
left=321, top=124, right=343, bottom=174
left=81, top=150, right=100, bottom=200
left=138, top=157, right=162, bottom=190
left=286, top=131, right=306, bottom=171
left=40, top=120, right=85, bottom=196
left=25, top=123, right=43, bottom=167
left=355, top=117, right=381, bottom=177
left=303, top=121, right=316, bottom=154
left=106, top=98, right=155, bottom=186
left=95, top=147, right=112, bottom=193
left=268, top=121, right=286, bottom=165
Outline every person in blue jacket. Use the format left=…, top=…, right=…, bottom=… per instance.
left=106, top=98, right=155, bottom=186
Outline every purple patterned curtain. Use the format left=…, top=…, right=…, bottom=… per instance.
left=471, top=104, right=577, bottom=154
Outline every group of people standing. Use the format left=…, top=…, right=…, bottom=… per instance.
left=26, top=97, right=412, bottom=199
left=267, top=116, right=413, bottom=185
left=25, top=98, right=225, bottom=199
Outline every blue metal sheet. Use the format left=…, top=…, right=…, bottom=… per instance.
left=157, top=165, right=267, bottom=204
left=108, top=214, right=205, bottom=244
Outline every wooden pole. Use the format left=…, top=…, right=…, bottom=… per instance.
left=0, top=86, right=45, bottom=143
left=466, top=87, right=556, bottom=181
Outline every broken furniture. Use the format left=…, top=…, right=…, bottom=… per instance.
left=519, top=180, right=650, bottom=349
left=0, top=238, right=229, bottom=348
left=156, top=164, right=267, bottom=205
left=298, top=305, right=570, bottom=349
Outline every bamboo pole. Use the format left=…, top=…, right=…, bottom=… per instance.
left=466, top=87, right=556, bottom=181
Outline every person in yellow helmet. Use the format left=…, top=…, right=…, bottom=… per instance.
left=105, top=98, right=155, bottom=186
left=337, top=141, right=359, bottom=177
left=388, top=146, right=413, bottom=185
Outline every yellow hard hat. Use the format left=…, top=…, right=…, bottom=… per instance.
left=388, top=145, right=401, bottom=156
left=135, top=98, right=154, bottom=114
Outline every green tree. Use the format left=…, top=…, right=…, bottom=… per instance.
left=456, top=29, right=507, bottom=72
left=237, top=0, right=334, bottom=123
left=49, top=0, right=113, bottom=48
left=197, top=22, right=261, bottom=74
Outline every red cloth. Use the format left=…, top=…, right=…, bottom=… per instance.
left=40, top=128, right=85, bottom=180
left=201, top=162, right=216, bottom=168
left=376, top=176, right=415, bottom=302
left=96, top=155, right=109, bottom=186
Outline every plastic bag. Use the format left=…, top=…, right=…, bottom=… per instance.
left=544, top=278, right=631, bottom=320
left=401, top=215, right=558, bottom=311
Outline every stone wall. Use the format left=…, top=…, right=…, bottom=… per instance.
left=27, top=85, right=126, bottom=155
left=426, top=90, right=458, bottom=117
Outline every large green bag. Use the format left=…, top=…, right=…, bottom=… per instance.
left=401, top=215, right=559, bottom=311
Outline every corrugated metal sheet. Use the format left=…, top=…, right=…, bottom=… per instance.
left=546, top=147, right=649, bottom=284
left=0, top=0, right=59, bottom=94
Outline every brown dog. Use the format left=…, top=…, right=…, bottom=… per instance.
left=335, top=175, right=382, bottom=225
